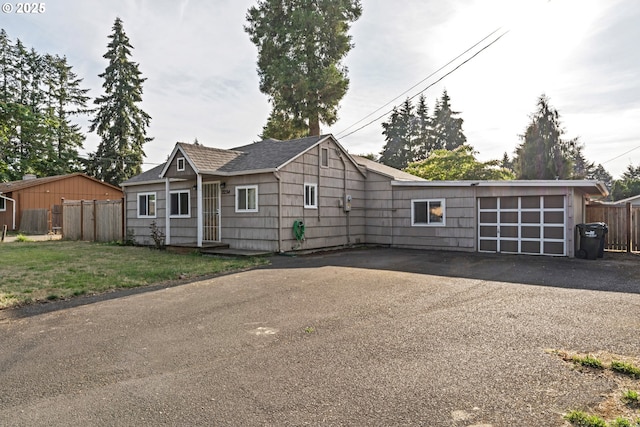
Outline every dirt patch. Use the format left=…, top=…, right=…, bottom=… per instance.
left=549, top=349, right=640, bottom=423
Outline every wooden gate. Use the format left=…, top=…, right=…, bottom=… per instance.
left=62, top=199, right=124, bottom=242
left=586, top=203, right=639, bottom=253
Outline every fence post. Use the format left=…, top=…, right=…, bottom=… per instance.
left=627, top=202, right=632, bottom=253
left=93, top=200, right=97, bottom=242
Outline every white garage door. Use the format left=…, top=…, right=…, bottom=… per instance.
left=478, top=195, right=566, bottom=256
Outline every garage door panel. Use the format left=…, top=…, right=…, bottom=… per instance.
left=544, top=227, right=564, bottom=239
left=521, top=240, right=541, bottom=254
left=500, top=212, right=518, bottom=223
left=521, top=211, right=540, bottom=224
left=544, top=211, right=564, bottom=224
left=544, top=241, right=564, bottom=255
left=479, top=240, right=497, bottom=251
left=480, top=211, right=497, bottom=223
left=522, top=226, right=540, bottom=239
left=521, top=196, right=540, bottom=209
left=500, top=240, right=518, bottom=253
left=544, top=196, right=565, bottom=208
left=500, top=226, right=519, bottom=238
left=480, top=226, right=497, bottom=238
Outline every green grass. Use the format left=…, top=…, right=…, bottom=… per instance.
left=612, top=361, right=640, bottom=379
left=573, top=354, right=605, bottom=369
left=0, top=241, right=268, bottom=308
left=564, top=410, right=607, bottom=427
left=623, top=390, right=639, bottom=405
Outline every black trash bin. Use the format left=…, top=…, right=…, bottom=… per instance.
left=576, top=223, right=607, bottom=260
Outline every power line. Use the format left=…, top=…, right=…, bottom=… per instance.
left=339, top=29, right=509, bottom=140
left=601, top=145, right=640, bottom=166
left=335, top=27, right=505, bottom=138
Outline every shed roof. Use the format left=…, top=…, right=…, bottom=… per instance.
left=0, top=173, right=121, bottom=194
left=391, top=179, right=609, bottom=197
left=352, top=155, right=426, bottom=181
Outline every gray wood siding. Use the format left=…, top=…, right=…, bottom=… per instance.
left=220, top=174, right=279, bottom=251
left=124, top=183, right=167, bottom=246
left=391, top=186, right=476, bottom=251
left=278, top=140, right=366, bottom=252
left=364, top=171, right=394, bottom=245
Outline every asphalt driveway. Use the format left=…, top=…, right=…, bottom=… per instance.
left=0, top=248, right=638, bottom=426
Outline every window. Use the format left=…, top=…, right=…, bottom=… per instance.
left=177, top=157, right=186, bottom=172
left=138, top=193, right=156, bottom=218
left=321, top=147, right=329, bottom=167
left=304, top=183, right=317, bottom=209
left=170, top=190, right=190, bottom=217
left=412, top=199, right=445, bottom=226
left=0, top=197, right=5, bottom=211
left=236, top=185, right=258, bottom=212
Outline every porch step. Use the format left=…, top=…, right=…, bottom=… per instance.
left=199, top=247, right=273, bottom=257
left=166, top=243, right=229, bottom=255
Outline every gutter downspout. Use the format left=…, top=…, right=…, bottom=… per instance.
left=165, top=178, right=171, bottom=245
left=197, top=174, right=203, bottom=247
left=337, top=152, right=351, bottom=245
left=274, top=171, right=282, bottom=253
left=0, top=193, right=16, bottom=230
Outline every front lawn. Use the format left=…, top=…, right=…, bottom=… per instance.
left=0, top=241, right=268, bottom=308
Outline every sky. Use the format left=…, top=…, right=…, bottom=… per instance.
left=2, top=0, right=640, bottom=179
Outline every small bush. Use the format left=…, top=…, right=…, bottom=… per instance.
left=15, top=233, right=32, bottom=242
left=622, top=389, right=639, bottom=404
left=572, top=354, right=604, bottom=369
left=611, top=360, right=640, bottom=379
left=564, top=410, right=607, bottom=427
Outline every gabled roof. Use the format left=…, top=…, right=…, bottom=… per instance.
left=0, top=173, right=121, bottom=194
left=156, top=134, right=365, bottom=179
left=120, top=164, right=167, bottom=186
left=609, top=193, right=640, bottom=205
left=352, top=155, right=426, bottom=181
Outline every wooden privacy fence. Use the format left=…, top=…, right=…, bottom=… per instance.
left=586, top=203, right=639, bottom=253
left=62, top=199, right=124, bottom=242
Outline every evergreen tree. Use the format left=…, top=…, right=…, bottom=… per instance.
left=610, top=164, right=640, bottom=201
left=589, top=164, right=613, bottom=193
left=380, top=99, right=414, bottom=169
left=41, top=54, right=89, bottom=175
left=89, top=17, right=151, bottom=185
left=259, top=107, right=308, bottom=140
left=570, top=143, right=595, bottom=180
left=513, top=95, right=575, bottom=180
left=429, top=90, right=466, bottom=151
left=500, top=152, right=513, bottom=172
left=245, top=0, right=362, bottom=137
left=412, top=94, right=431, bottom=161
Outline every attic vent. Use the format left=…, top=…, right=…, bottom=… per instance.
left=22, top=174, right=37, bottom=180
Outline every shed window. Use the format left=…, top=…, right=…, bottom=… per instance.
left=0, top=197, right=5, bottom=211
left=170, top=190, right=190, bottom=217
left=177, top=157, right=186, bottom=172
left=412, top=199, right=445, bottom=226
left=138, top=193, right=156, bottom=218
left=304, top=183, right=317, bottom=209
left=236, top=185, right=258, bottom=212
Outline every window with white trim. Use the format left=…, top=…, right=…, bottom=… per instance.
left=170, top=190, right=190, bottom=217
left=0, top=197, right=5, bottom=211
left=412, top=199, right=445, bottom=226
left=177, top=157, right=186, bottom=172
left=304, top=183, right=317, bottom=209
left=320, top=147, right=329, bottom=167
left=138, top=192, right=156, bottom=218
left=236, top=185, right=258, bottom=212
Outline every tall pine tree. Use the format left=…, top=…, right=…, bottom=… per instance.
left=89, top=17, right=151, bottom=185
left=380, top=98, right=415, bottom=169
left=513, top=95, right=575, bottom=180
left=429, top=90, right=466, bottom=151
left=245, top=0, right=362, bottom=137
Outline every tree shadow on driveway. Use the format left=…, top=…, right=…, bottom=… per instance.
left=262, top=247, right=640, bottom=295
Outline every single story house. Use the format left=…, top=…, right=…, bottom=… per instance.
left=0, top=173, right=123, bottom=233
left=121, top=134, right=608, bottom=257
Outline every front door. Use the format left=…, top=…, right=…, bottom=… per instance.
left=203, top=182, right=220, bottom=242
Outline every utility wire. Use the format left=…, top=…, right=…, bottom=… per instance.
left=339, top=29, right=509, bottom=140
left=600, top=145, right=640, bottom=165
left=335, top=27, right=504, bottom=138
